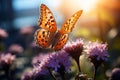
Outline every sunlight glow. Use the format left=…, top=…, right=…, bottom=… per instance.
left=59, top=0, right=100, bottom=15
left=77, top=0, right=99, bottom=12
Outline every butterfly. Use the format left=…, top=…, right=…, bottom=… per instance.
left=34, top=4, right=83, bottom=51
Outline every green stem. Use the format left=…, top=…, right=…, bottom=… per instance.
left=75, top=58, right=81, bottom=80
left=102, top=63, right=107, bottom=79
left=93, top=66, right=98, bottom=80
left=48, top=68, right=57, bottom=80
left=76, top=58, right=81, bottom=72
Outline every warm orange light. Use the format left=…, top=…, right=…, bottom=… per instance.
left=59, top=0, right=99, bottom=15
left=78, top=0, right=99, bottom=12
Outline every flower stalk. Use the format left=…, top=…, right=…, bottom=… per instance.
left=76, top=58, right=81, bottom=72
left=63, top=39, right=84, bottom=73
left=48, top=68, right=58, bottom=80
left=93, top=65, right=98, bottom=80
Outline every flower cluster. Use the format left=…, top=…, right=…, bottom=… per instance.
left=86, top=41, right=109, bottom=61
left=64, top=39, right=84, bottom=61
left=63, top=39, right=84, bottom=72
left=8, top=44, right=24, bottom=54
left=32, top=53, right=49, bottom=67
left=85, top=41, right=109, bottom=69
left=0, top=53, right=15, bottom=65
left=0, top=53, right=15, bottom=68
left=0, top=28, right=8, bottom=39
left=31, top=39, right=109, bottom=80
left=33, top=50, right=71, bottom=77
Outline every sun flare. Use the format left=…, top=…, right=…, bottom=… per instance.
left=78, top=0, right=99, bottom=12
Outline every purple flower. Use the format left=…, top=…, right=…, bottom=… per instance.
left=33, top=50, right=71, bottom=76
left=0, top=28, right=8, bottom=39
left=86, top=41, right=109, bottom=61
left=21, top=71, right=33, bottom=80
left=63, top=39, right=84, bottom=61
left=56, top=51, right=71, bottom=72
left=0, top=53, right=15, bottom=68
left=63, top=39, right=84, bottom=72
left=0, top=53, right=15, bottom=65
left=8, top=44, right=24, bottom=54
left=85, top=41, right=109, bottom=68
left=32, top=53, right=49, bottom=67
left=33, top=53, right=52, bottom=76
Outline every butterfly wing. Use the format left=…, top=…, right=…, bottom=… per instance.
left=53, top=32, right=68, bottom=51
left=53, top=10, right=83, bottom=50
left=34, top=4, right=57, bottom=48
left=59, top=10, right=83, bottom=34
left=34, top=29, right=54, bottom=48
left=38, top=4, right=57, bottom=32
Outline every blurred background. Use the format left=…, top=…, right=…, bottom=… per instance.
left=0, top=0, right=120, bottom=80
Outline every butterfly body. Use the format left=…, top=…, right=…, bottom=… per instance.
left=34, top=4, right=82, bottom=51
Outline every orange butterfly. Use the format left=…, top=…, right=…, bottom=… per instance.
left=34, top=4, right=82, bottom=51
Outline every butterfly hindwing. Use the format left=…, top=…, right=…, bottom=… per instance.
left=53, top=33, right=68, bottom=50
left=38, top=4, right=57, bottom=32
left=34, top=29, right=54, bottom=48
left=59, top=10, right=83, bottom=34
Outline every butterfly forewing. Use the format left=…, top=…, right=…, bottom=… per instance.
left=34, top=29, right=54, bottom=48
left=53, top=10, right=83, bottom=50
left=38, top=4, right=57, bottom=32
left=59, top=10, right=83, bottom=34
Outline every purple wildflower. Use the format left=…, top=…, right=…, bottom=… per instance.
left=0, top=28, right=8, bottom=39
left=33, top=50, right=71, bottom=76
left=85, top=41, right=109, bottom=80
left=32, top=53, right=49, bottom=67
left=0, top=53, right=15, bottom=80
left=21, top=71, right=33, bottom=80
left=86, top=41, right=109, bottom=62
left=64, top=39, right=84, bottom=60
left=0, top=53, right=16, bottom=68
left=8, top=44, right=24, bottom=54
left=56, top=51, right=71, bottom=72
left=63, top=39, right=84, bottom=72
left=85, top=41, right=109, bottom=77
